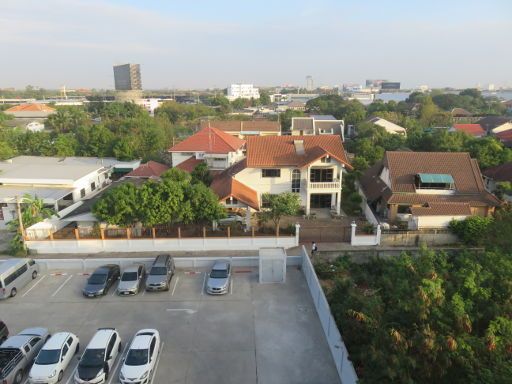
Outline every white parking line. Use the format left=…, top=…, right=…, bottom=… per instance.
left=166, top=308, right=197, bottom=314
left=150, top=341, right=164, bottom=383
left=111, top=282, right=118, bottom=296
left=22, top=274, right=47, bottom=297
left=51, top=275, right=73, bottom=297
left=171, top=277, right=180, bottom=296
left=107, top=340, right=130, bottom=384
left=201, top=272, right=207, bottom=295
left=64, top=360, right=80, bottom=384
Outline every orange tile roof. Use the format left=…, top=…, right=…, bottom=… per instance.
left=452, top=124, right=485, bottom=137
left=168, top=126, right=245, bottom=154
left=175, top=157, right=203, bottom=173
left=5, top=103, right=56, bottom=113
left=495, top=129, right=512, bottom=143
left=245, top=135, right=351, bottom=169
left=410, top=202, right=472, bottom=216
left=211, top=172, right=259, bottom=210
left=124, top=161, right=169, bottom=178
left=200, top=120, right=281, bottom=133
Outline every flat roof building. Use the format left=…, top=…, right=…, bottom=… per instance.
left=113, top=64, right=142, bottom=91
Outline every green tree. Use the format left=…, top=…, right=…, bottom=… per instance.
left=184, top=183, right=226, bottom=223
left=0, top=141, right=16, bottom=160
left=53, top=134, right=78, bottom=157
left=449, top=216, right=494, bottom=245
left=231, top=98, right=247, bottom=110
left=258, top=193, right=300, bottom=233
left=161, top=168, right=192, bottom=183
left=92, top=183, right=140, bottom=226
left=191, top=162, right=212, bottom=186
left=259, top=90, right=271, bottom=105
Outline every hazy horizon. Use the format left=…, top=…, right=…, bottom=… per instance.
left=1, top=0, right=510, bottom=90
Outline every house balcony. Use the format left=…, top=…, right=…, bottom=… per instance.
left=307, top=180, right=341, bottom=191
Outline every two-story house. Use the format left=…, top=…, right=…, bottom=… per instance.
left=290, top=115, right=344, bottom=139
left=210, top=135, right=352, bottom=218
left=359, top=151, right=500, bottom=229
left=168, top=126, right=246, bottom=171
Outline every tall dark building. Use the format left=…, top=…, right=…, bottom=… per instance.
left=113, top=64, right=142, bottom=91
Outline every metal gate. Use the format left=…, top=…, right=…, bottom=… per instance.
left=259, top=248, right=287, bottom=284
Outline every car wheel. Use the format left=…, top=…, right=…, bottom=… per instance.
left=58, top=370, right=63, bottom=382
left=75, top=343, right=80, bottom=354
left=10, top=288, right=17, bottom=297
left=13, top=370, right=23, bottom=384
left=32, top=270, right=38, bottom=279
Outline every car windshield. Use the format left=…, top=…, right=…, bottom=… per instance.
left=88, top=273, right=107, bottom=285
left=80, top=349, right=105, bottom=368
left=124, top=349, right=148, bottom=366
left=210, top=269, right=228, bottom=278
left=35, top=349, right=60, bottom=365
left=150, top=267, right=167, bottom=276
left=121, top=272, right=138, bottom=281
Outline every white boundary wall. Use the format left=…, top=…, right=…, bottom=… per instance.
left=300, top=246, right=358, bottom=384
left=33, top=256, right=303, bottom=273
left=25, top=236, right=297, bottom=254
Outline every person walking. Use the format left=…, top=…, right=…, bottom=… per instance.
left=311, top=241, right=318, bottom=257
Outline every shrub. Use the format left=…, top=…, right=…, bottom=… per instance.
left=449, top=216, right=493, bottom=245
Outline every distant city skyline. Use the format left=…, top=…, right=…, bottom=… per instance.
left=0, top=0, right=510, bottom=90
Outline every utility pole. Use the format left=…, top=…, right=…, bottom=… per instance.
left=16, top=195, right=24, bottom=235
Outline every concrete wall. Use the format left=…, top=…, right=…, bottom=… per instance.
left=26, top=235, right=298, bottom=254
left=380, top=231, right=459, bottom=247
left=300, top=246, right=358, bottom=384
left=351, top=223, right=381, bottom=246
left=412, top=214, right=467, bottom=229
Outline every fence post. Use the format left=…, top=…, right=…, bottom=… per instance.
left=74, top=228, right=80, bottom=240
left=375, top=224, right=381, bottom=245
left=49, top=231, right=54, bottom=241
left=152, top=228, right=156, bottom=239
left=126, top=228, right=131, bottom=239
left=100, top=228, right=105, bottom=240
left=178, top=227, right=181, bottom=239
left=251, top=227, right=255, bottom=237
left=295, top=223, right=300, bottom=246
left=350, top=221, right=356, bottom=245
left=227, top=226, right=231, bottom=238
left=203, top=227, right=206, bottom=238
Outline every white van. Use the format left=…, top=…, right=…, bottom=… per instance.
left=0, top=258, right=39, bottom=299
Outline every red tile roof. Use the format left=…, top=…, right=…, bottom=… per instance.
left=200, top=120, right=281, bottom=133
left=168, top=127, right=245, bottom=154
left=482, top=162, right=512, bottom=182
left=124, top=161, right=169, bottom=178
left=360, top=151, right=501, bottom=208
left=410, top=202, right=472, bottom=216
left=211, top=173, right=259, bottom=210
left=5, top=103, right=56, bottom=113
left=245, top=135, right=351, bottom=169
left=495, top=129, right=512, bottom=143
left=452, top=124, right=485, bottom=137
left=175, top=157, right=203, bottom=173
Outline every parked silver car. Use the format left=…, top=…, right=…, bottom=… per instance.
left=145, top=255, right=175, bottom=292
left=117, top=264, right=146, bottom=296
left=206, top=260, right=231, bottom=295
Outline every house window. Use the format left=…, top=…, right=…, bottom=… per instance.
left=213, top=157, right=225, bottom=161
left=397, top=205, right=410, bottom=214
left=291, top=169, right=301, bottom=193
left=321, top=156, right=331, bottom=163
left=310, top=168, right=334, bottom=182
left=262, top=169, right=281, bottom=178
left=80, top=188, right=86, bottom=198
left=91, top=182, right=96, bottom=191
left=226, top=198, right=238, bottom=205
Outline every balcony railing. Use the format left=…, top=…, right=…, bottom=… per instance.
left=307, top=180, right=341, bottom=190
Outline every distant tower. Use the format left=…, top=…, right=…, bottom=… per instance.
left=306, top=76, right=314, bottom=92
left=113, top=63, right=142, bottom=101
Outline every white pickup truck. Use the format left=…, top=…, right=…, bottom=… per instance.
left=0, top=328, right=50, bottom=384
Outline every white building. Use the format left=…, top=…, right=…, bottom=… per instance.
left=291, top=115, right=344, bottom=139
left=367, top=116, right=407, bottom=135
left=0, top=156, right=139, bottom=229
left=26, top=121, right=45, bottom=132
left=134, top=98, right=163, bottom=116
left=227, top=84, right=260, bottom=101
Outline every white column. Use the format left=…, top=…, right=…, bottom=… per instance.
left=336, top=192, right=341, bottom=215
left=245, top=207, right=251, bottom=229
left=306, top=192, right=311, bottom=215
left=350, top=221, right=357, bottom=246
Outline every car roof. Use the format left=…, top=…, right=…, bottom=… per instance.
left=123, top=265, right=141, bottom=273
left=87, top=329, right=116, bottom=349
left=19, top=327, right=48, bottom=337
left=94, top=265, right=118, bottom=274
left=0, top=258, right=31, bottom=275
left=212, top=260, right=230, bottom=269
left=153, top=255, right=170, bottom=266
left=44, top=332, right=72, bottom=349
left=2, top=335, right=33, bottom=348
left=130, top=335, right=152, bottom=350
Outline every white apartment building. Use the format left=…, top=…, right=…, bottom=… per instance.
left=227, top=84, right=260, bottom=101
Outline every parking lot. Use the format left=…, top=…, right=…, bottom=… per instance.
left=1, top=265, right=340, bottom=384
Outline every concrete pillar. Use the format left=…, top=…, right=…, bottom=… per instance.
left=376, top=224, right=381, bottom=245
left=336, top=192, right=341, bottom=215
left=295, top=223, right=301, bottom=246
left=306, top=193, right=311, bottom=215
left=245, top=207, right=251, bottom=229
left=350, top=221, right=357, bottom=245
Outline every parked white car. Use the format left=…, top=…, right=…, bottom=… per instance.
left=119, top=329, right=160, bottom=384
left=74, top=328, right=121, bottom=384
left=29, top=332, right=80, bottom=384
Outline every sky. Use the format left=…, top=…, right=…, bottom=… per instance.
left=0, top=0, right=511, bottom=90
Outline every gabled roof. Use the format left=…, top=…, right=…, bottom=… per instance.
left=175, top=157, right=203, bottom=173
left=124, top=161, right=169, bottom=178
left=495, top=130, right=512, bottom=144
left=245, top=135, right=352, bottom=169
left=168, top=126, right=245, bottom=154
left=211, top=164, right=259, bottom=210
left=478, top=116, right=512, bottom=131
left=200, top=120, right=280, bottom=133
left=482, top=162, right=512, bottom=182
left=410, top=202, right=472, bottom=216
left=368, top=116, right=407, bottom=133
left=359, top=151, right=501, bottom=208
left=451, top=107, right=472, bottom=117
left=5, top=103, right=56, bottom=113
left=452, top=123, right=485, bottom=137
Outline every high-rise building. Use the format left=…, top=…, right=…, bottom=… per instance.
left=113, top=64, right=142, bottom=91
left=306, top=76, right=314, bottom=91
